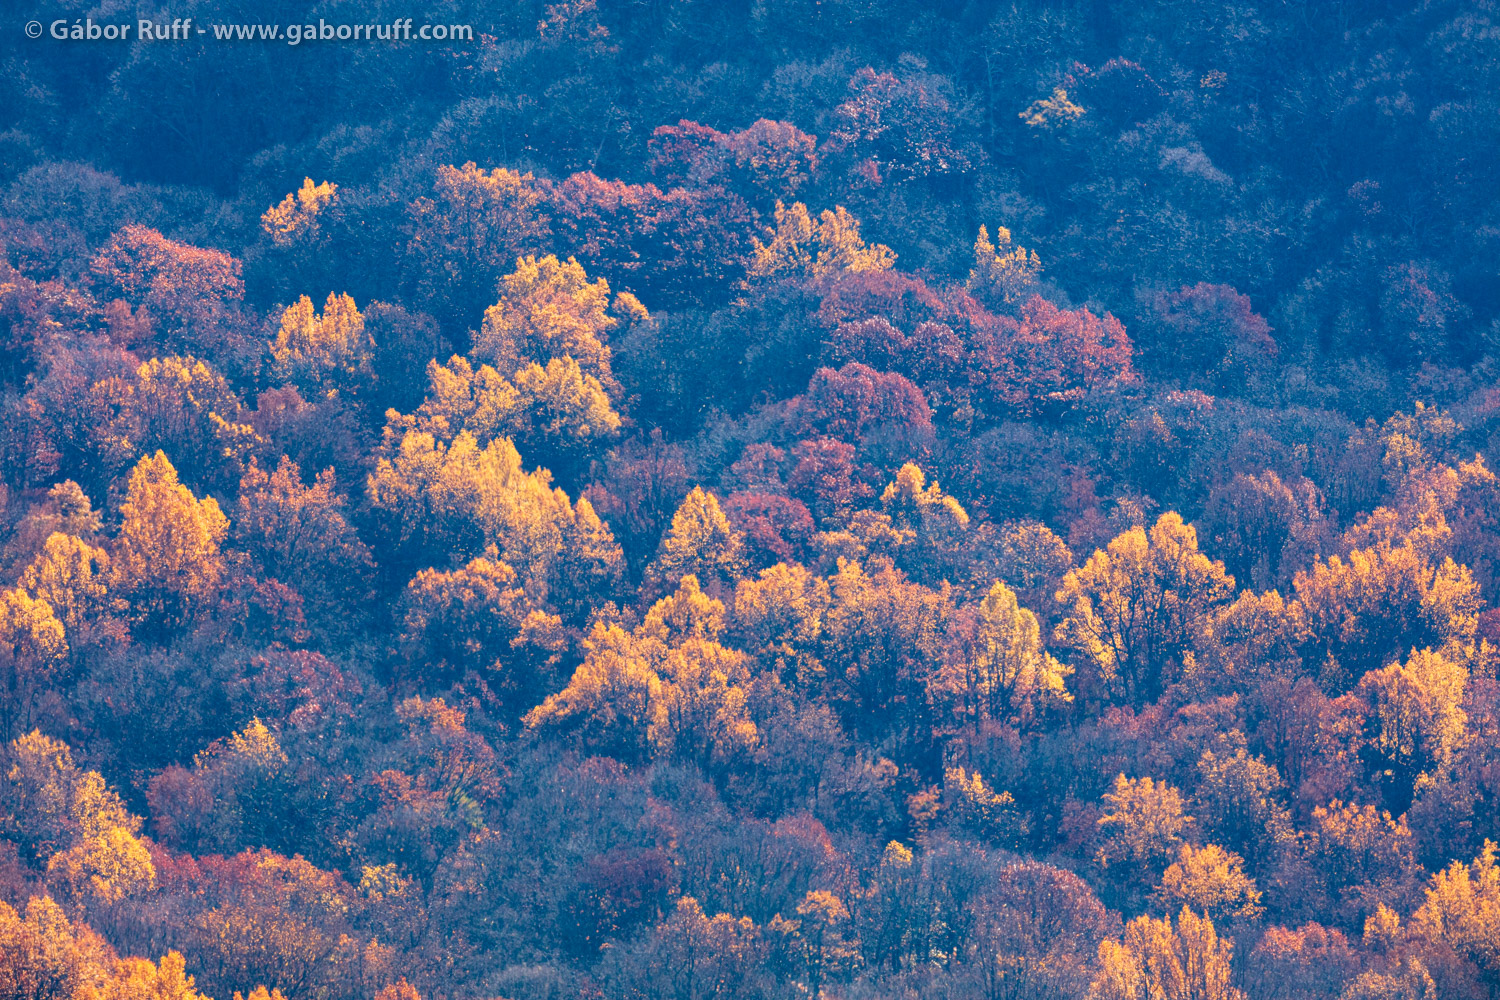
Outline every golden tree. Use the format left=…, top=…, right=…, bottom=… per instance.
left=270, top=292, right=375, bottom=400
left=0, top=588, right=68, bottom=737
left=966, top=224, right=1042, bottom=308
left=1411, top=840, right=1500, bottom=987
left=644, top=487, right=748, bottom=596
left=109, top=451, right=228, bottom=634
left=1154, top=843, right=1264, bottom=922
left=512, top=355, right=622, bottom=464
left=1096, top=774, right=1193, bottom=875
left=935, top=579, right=1070, bottom=733
left=19, top=532, right=125, bottom=651
left=747, top=201, right=895, bottom=283
left=46, top=824, right=156, bottom=906
left=1056, top=512, right=1235, bottom=704
left=261, top=177, right=337, bottom=248
left=1357, top=647, right=1468, bottom=806
left=474, top=254, right=623, bottom=391
left=1088, top=908, right=1244, bottom=1000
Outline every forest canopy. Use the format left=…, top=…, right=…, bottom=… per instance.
left=3, top=2, right=1500, bottom=999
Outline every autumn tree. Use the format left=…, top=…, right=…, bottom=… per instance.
left=92, top=953, right=212, bottom=1000
left=747, top=202, right=895, bottom=284
left=786, top=890, right=853, bottom=1000
left=389, top=354, right=525, bottom=446
left=1056, top=512, right=1236, bottom=705
left=0, top=588, right=67, bottom=737
left=966, top=225, right=1041, bottom=311
left=1138, top=284, right=1277, bottom=394
left=109, top=451, right=228, bottom=635
left=232, top=456, right=373, bottom=639
left=1337, top=960, right=1439, bottom=1000
left=1095, top=774, right=1194, bottom=903
left=732, top=561, right=830, bottom=688
left=1358, top=647, right=1468, bottom=811
left=18, top=532, right=126, bottom=654
left=270, top=292, right=376, bottom=402
left=367, top=429, right=622, bottom=605
left=397, top=547, right=565, bottom=704
left=1191, top=745, right=1294, bottom=871
left=934, top=580, right=1070, bottom=734
left=0, top=895, right=117, bottom=999
left=1, top=731, right=152, bottom=910
left=0, top=730, right=141, bottom=864
left=1408, top=840, right=1500, bottom=991
left=643, top=487, right=748, bottom=597
left=262, top=178, right=337, bottom=250
left=0, top=480, right=102, bottom=580
left=627, top=895, right=763, bottom=1000
left=1202, top=471, right=1327, bottom=591
left=1154, top=843, right=1264, bottom=922
left=1307, top=800, right=1423, bottom=928
left=1088, top=908, right=1244, bottom=1000
left=836, top=464, right=967, bottom=586
left=526, top=576, right=756, bottom=771
left=472, top=254, right=630, bottom=394
left=1294, top=533, right=1479, bottom=687
left=937, top=767, right=1029, bottom=848
left=89, top=224, right=247, bottom=352
left=524, top=621, right=660, bottom=766
left=47, top=823, right=156, bottom=907
left=817, top=557, right=951, bottom=761
left=512, top=354, right=622, bottom=477
left=85, top=355, right=261, bottom=493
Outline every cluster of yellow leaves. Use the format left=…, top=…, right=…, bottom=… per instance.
left=1019, top=88, right=1085, bottom=129
left=526, top=575, right=757, bottom=768
left=1056, top=513, right=1236, bottom=704
left=937, top=766, right=1029, bottom=848
left=2, top=731, right=155, bottom=908
left=1410, top=840, right=1500, bottom=980
left=644, top=487, right=748, bottom=595
left=1155, top=843, right=1264, bottom=922
left=368, top=428, right=624, bottom=604
left=934, top=578, right=1071, bottom=732
left=261, top=177, right=337, bottom=248
left=1096, top=774, right=1193, bottom=872
left=748, top=201, right=895, bottom=283
left=86, top=356, right=261, bottom=485
left=110, top=452, right=228, bottom=631
left=966, top=224, right=1042, bottom=307
left=1088, top=907, right=1243, bottom=1000
left=270, top=292, right=375, bottom=400
left=475, top=253, right=630, bottom=389
left=389, top=352, right=620, bottom=459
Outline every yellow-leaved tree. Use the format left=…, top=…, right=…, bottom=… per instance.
left=261, top=177, right=337, bottom=248
left=109, top=451, right=228, bottom=635
left=270, top=291, right=375, bottom=400
left=1055, top=512, right=1235, bottom=705
left=966, top=224, right=1042, bottom=309
left=1087, top=908, right=1244, bottom=1000
left=747, top=201, right=895, bottom=283
left=526, top=576, right=757, bottom=770
left=934, top=579, right=1071, bottom=734
left=0, top=587, right=68, bottom=737
left=473, top=254, right=625, bottom=392
left=643, top=487, right=748, bottom=597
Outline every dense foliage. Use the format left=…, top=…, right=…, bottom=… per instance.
left=3, top=2, right=1500, bottom=998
